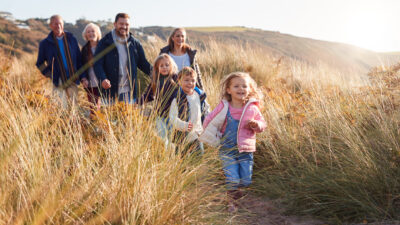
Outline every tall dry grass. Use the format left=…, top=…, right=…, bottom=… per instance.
left=1, top=37, right=400, bottom=224
left=254, top=62, right=400, bottom=223
left=141, top=38, right=400, bottom=223
left=0, top=52, right=229, bottom=224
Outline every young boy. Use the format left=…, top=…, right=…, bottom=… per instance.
left=168, top=67, right=209, bottom=155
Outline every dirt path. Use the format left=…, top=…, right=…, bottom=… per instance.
left=233, top=194, right=400, bottom=225
left=235, top=194, right=325, bottom=225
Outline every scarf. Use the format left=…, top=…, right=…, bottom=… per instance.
left=53, top=33, right=75, bottom=88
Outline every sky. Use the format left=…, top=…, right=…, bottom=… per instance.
left=3, top=0, right=400, bottom=52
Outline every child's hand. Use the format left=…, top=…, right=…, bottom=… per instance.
left=187, top=122, right=193, bottom=132
left=246, top=120, right=259, bottom=130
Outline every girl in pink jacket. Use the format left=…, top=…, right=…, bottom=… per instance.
left=200, top=72, right=266, bottom=212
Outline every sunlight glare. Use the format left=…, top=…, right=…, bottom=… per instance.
left=342, top=3, right=392, bottom=52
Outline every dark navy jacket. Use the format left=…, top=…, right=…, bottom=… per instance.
left=36, top=31, right=82, bottom=87
left=94, top=32, right=152, bottom=100
left=138, top=74, right=178, bottom=118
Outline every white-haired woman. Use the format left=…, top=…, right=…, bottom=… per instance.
left=80, top=23, right=102, bottom=116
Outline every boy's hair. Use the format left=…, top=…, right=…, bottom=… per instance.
left=115, top=13, right=130, bottom=23
left=178, top=67, right=197, bottom=81
left=221, top=72, right=263, bottom=103
left=151, top=54, right=178, bottom=93
left=82, top=23, right=102, bottom=42
left=168, top=28, right=189, bottom=52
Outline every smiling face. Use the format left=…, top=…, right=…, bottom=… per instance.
left=85, top=26, right=97, bottom=42
left=227, top=76, right=250, bottom=103
left=114, top=17, right=130, bottom=38
left=50, top=17, right=64, bottom=37
left=171, top=29, right=186, bottom=48
left=158, top=58, right=171, bottom=76
left=179, top=74, right=196, bottom=95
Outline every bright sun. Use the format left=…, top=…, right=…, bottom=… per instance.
left=342, top=3, right=394, bottom=52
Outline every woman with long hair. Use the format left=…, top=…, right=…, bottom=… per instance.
left=159, top=28, right=204, bottom=89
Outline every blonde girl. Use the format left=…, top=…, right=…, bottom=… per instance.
left=139, top=54, right=178, bottom=145
left=200, top=72, right=266, bottom=212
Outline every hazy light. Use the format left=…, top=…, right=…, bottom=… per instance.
left=341, top=1, right=396, bottom=52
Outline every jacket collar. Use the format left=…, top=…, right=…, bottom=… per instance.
left=222, top=98, right=259, bottom=108
left=103, top=31, right=135, bottom=45
left=178, top=86, right=206, bottom=100
left=45, top=31, right=71, bottom=44
left=160, top=45, right=197, bottom=56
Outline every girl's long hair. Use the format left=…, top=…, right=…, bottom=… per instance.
left=220, top=72, right=263, bottom=105
left=168, top=28, right=190, bottom=52
left=151, top=54, right=178, bottom=94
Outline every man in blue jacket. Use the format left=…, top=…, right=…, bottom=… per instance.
left=36, top=15, right=82, bottom=108
left=94, top=13, right=152, bottom=104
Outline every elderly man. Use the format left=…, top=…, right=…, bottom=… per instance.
left=94, top=13, right=151, bottom=104
left=36, top=15, right=82, bottom=108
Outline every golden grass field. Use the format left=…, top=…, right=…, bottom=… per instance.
left=1, top=38, right=400, bottom=224
left=185, top=26, right=250, bottom=32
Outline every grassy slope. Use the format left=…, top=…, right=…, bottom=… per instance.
left=2, top=16, right=399, bottom=76
left=182, top=27, right=400, bottom=74
left=1, top=21, right=400, bottom=224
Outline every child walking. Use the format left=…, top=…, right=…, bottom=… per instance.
left=139, top=54, right=178, bottom=146
left=169, top=67, right=209, bottom=155
left=200, top=72, right=266, bottom=212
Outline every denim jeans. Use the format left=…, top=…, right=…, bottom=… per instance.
left=220, top=149, right=254, bottom=190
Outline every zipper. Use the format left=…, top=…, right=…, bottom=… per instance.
left=236, top=100, right=256, bottom=146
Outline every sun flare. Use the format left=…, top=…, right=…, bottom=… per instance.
left=342, top=3, right=394, bottom=52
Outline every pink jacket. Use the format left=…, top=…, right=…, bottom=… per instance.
left=199, top=99, right=266, bottom=153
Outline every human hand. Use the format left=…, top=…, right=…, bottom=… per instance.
left=246, top=120, right=258, bottom=130
left=102, top=79, right=111, bottom=89
left=81, top=78, right=89, bottom=88
left=187, top=122, right=193, bottom=132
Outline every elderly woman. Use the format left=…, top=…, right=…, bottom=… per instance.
left=159, top=28, right=204, bottom=89
left=80, top=23, right=102, bottom=115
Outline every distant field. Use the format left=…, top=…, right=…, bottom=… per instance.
left=185, top=26, right=250, bottom=32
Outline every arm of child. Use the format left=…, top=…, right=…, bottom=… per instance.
left=247, top=105, right=266, bottom=133
left=137, top=84, right=154, bottom=105
left=203, top=100, right=211, bottom=117
left=169, top=98, right=190, bottom=131
left=203, top=101, right=224, bottom=129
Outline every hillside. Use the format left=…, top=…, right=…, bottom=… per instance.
left=2, top=30, right=400, bottom=224
left=1, top=15, right=399, bottom=74
left=140, top=26, right=400, bottom=74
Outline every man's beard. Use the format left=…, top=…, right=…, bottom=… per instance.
left=116, top=28, right=128, bottom=38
